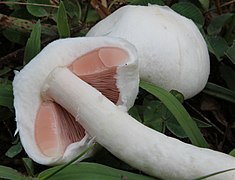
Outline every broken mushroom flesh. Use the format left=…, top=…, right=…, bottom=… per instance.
left=13, top=37, right=139, bottom=165
left=43, top=67, right=235, bottom=180
left=87, top=4, right=210, bottom=99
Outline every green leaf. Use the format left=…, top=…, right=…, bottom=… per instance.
left=143, top=101, right=162, bottom=122
left=22, top=158, right=34, bottom=176
left=206, top=36, right=229, bottom=61
left=198, top=0, right=209, bottom=10
left=3, top=28, right=28, bottom=45
left=207, top=14, right=234, bottom=35
left=128, top=106, right=142, bottom=122
left=140, top=81, right=208, bottom=148
left=57, top=1, right=70, bottom=38
left=194, top=118, right=212, bottom=128
left=86, top=9, right=101, bottom=24
left=171, top=2, right=204, bottom=26
left=225, top=40, right=235, bottom=64
left=26, top=0, right=50, bottom=17
left=38, top=162, right=154, bottom=180
left=40, top=143, right=97, bottom=179
left=203, top=82, right=235, bottom=104
left=166, top=116, right=187, bottom=138
left=127, top=0, right=164, bottom=5
left=0, top=83, right=13, bottom=109
left=170, top=90, right=184, bottom=103
left=63, top=0, right=81, bottom=19
left=220, top=64, right=235, bottom=91
left=0, top=165, right=26, bottom=180
left=193, top=168, right=235, bottom=180
left=229, top=149, right=235, bottom=157
left=23, top=20, right=41, bottom=65
left=5, top=142, right=22, bottom=158
left=225, top=15, right=235, bottom=43
left=143, top=101, right=164, bottom=132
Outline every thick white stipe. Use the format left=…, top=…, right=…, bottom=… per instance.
left=43, top=67, right=235, bottom=180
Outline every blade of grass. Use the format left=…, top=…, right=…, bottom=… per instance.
left=0, top=165, right=26, bottom=180
left=203, top=82, right=235, bottom=103
left=140, top=80, right=208, bottom=148
left=39, top=142, right=96, bottom=180
left=192, top=168, right=235, bottom=180
left=39, top=162, right=153, bottom=180
left=23, top=20, right=41, bottom=65
left=57, top=1, right=70, bottom=38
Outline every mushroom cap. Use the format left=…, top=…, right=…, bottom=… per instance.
left=87, top=4, right=210, bottom=99
left=13, top=37, right=139, bottom=165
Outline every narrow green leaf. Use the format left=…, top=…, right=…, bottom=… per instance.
left=140, top=81, right=208, bottom=148
left=40, top=143, right=96, bottom=180
left=5, top=142, right=22, bottom=158
left=225, top=40, right=235, bottom=64
left=203, top=82, right=235, bottom=103
left=22, top=158, right=34, bottom=176
left=207, top=14, right=234, bottom=35
left=57, top=1, right=70, bottom=38
left=0, top=165, right=26, bottom=180
left=194, top=118, right=212, bottom=128
left=193, top=168, right=235, bottom=180
left=171, top=2, right=204, bottom=26
left=39, top=162, right=154, bottom=180
left=0, top=83, right=13, bottom=109
left=23, top=20, right=41, bottom=64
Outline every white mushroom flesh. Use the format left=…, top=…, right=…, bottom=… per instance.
left=87, top=4, right=210, bottom=99
left=13, top=37, right=139, bottom=165
left=43, top=67, right=235, bottom=180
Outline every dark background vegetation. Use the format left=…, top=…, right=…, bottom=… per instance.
left=0, top=0, right=234, bottom=179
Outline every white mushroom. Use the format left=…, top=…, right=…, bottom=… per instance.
left=87, top=4, right=210, bottom=99
left=13, top=37, right=139, bottom=165
left=42, top=67, right=234, bottom=179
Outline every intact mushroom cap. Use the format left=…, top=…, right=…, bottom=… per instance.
left=87, top=4, right=210, bottom=99
left=13, top=37, right=139, bottom=165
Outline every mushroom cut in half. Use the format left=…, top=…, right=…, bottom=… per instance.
left=13, top=37, right=139, bottom=165
left=87, top=4, right=210, bottom=99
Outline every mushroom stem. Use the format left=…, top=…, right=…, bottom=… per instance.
left=43, top=67, right=235, bottom=179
